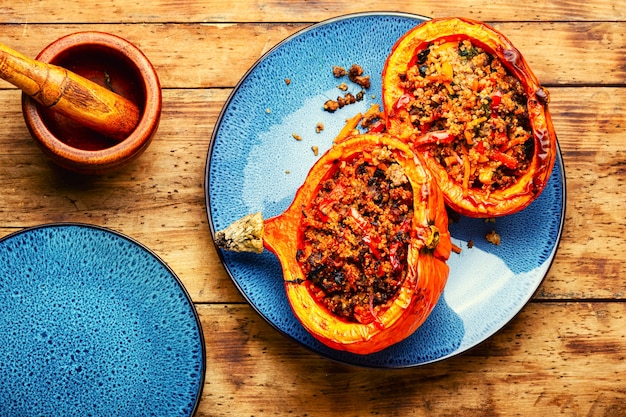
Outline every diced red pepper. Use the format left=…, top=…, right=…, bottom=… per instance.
left=413, top=130, right=456, bottom=147
left=474, top=140, right=486, bottom=154
left=368, top=120, right=386, bottom=133
left=490, top=91, right=502, bottom=109
left=394, top=93, right=413, bottom=110
left=317, top=183, right=346, bottom=222
left=317, top=198, right=333, bottom=222
left=389, top=245, right=402, bottom=272
left=492, top=150, right=517, bottom=169
left=362, top=235, right=381, bottom=259
left=349, top=207, right=381, bottom=259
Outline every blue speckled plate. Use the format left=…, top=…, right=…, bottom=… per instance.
left=205, top=12, right=565, bottom=368
left=0, top=224, right=205, bottom=416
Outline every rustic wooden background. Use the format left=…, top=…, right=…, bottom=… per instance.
left=1, top=1, right=625, bottom=415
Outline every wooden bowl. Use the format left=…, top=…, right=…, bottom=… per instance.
left=22, top=32, right=161, bottom=174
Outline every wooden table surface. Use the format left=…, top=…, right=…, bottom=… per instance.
left=1, top=1, right=625, bottom=415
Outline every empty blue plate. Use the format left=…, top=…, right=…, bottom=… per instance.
left=206, top=12, right=565, bottom=368
left=0, top=224, right=204, bottom=416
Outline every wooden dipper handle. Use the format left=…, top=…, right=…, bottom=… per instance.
left=0, top=42, right=140, bottom=142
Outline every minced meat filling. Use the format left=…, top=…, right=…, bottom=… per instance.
left=399, top=39, right=533, bottom=192
left=296, top=147, right=413, bottom=324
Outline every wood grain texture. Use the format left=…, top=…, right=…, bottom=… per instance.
left=198, top=302, right=626, bottom=416
left=0, top=1, right=624, bottom=415
left=0, top=88, right=238, bottom=302
left=0, top=21, right=624, bottom=89
left=0, top=0, right=624, bottom=23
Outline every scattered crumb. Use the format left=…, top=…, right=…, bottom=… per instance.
left=285, top=170, right=291, bottom=174
left=311, top=146, right=319, bottom=156
left=332, top=66, right=346, bottom=77
left=337, top=82, right=348, bottom=91
left=285, top=78, right=291, bottom=85
left=348, top=64, right=371, bottom=89
left=315, top=122, right=324, bottom=133
left=292, top=133, right=303, bottom=141
left=485, top=230, right=501, bottom=245
left=265, top=108, right=271, bottom=114
left=484, top=218, right=496, bottom=223
left=467, top=239, right=474, bottom=249
left=323, top=99, right=339, bottom=113
left=324, top=92, right=357, bottom=112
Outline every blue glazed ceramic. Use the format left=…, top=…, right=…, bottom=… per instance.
left=205, top=12, right=566, bottom=368
left=0, top=224, right=204, bottom=416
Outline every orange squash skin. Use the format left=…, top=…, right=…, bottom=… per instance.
left=262, top=134, right=451, bottom=355
left=382, top=17, right=557, bottom=217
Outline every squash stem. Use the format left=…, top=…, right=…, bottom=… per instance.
left=214, top=212, right=265, bottom=253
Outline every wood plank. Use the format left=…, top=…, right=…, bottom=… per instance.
left=0, top=22, right=624, bottom=89
left=0, top=88, right=239, bottom=302
left=0, top=0, right=624, bottom=24
left=542, top=86, right=626, bottom=299
left=0, top=3, right=622, bottom=415
left=0, top=86, right=624, bottom=302
left=461, top=84, right=626, bottom=299
left=197, top=302, right=626, bottom=416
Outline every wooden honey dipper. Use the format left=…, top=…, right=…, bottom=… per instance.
left=0, top=41, right=140, bottom=142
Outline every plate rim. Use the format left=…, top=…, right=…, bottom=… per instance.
left=204, top=11, right=430, bottom=180
left=0, top=222, right=206, bottom=414
left=204, top=11, right=566, bottom=368
left=443, top=142, right=567, bottom=360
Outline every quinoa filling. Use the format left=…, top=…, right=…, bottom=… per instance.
left=296, top=147, right=413, bottom=324
left=397, top=39, right=534, bottom=192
